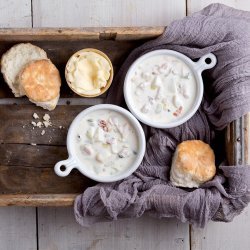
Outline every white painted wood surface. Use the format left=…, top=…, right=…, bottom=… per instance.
left=38, top=207, right=189, bottom=250
left=0, top=0, right=250, bottom=249
left=0, top=207, right=36, bottom=250
left=32, top=0, right=186, bottom=27
left=191, top=206, right=250, bottom=250
left=187, top=0, right=250, bottom=15
left=0, top=0, right=31, bottom=27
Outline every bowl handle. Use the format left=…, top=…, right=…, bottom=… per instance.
left=54, top=157, right=77, bottom=177
left=194, top=53, right=217, bottom=72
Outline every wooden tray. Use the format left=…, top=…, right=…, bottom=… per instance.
left=0, top=28, right=249, bottom=207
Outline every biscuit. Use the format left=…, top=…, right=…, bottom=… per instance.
left=1, top=43, right=47, bottom=97
left=19, top=59, right=61, bottom=111
left=170, top=140, right=216, bottom=188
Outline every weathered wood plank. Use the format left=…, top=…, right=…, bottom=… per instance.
left=226, top=113, right=250, bottom=165
left=187, top=0, right=250, bottom=15
left=0, top=207, right=36, bottom=249
left=0, top=165, right=92, bottom=195
left=0, top=144, right=67, bottom=167
left=0, top=0, right=31, bottom=28
left=0, top=105, right=86, bottom=145
left=38, top=208, right=189, bottom=250
left=33, top=0, right=186, bottom=27
left=0, top=33, right=143, bottom=98
left=0, top=194, right=77, bottom=206
left=0, top=27, right=165, bottom=41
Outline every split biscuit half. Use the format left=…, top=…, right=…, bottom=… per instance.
left=19, top=59, right=61, bottom=111
left=1, top=43, right=48, bottom=97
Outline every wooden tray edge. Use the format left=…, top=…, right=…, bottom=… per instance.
left=226, top=113, right=250, bottom=165
left=0, top=194, right=77, bottom=206
left=0, top=27, right=165, bottom=41
left=0, top=27, right=248, bottom=206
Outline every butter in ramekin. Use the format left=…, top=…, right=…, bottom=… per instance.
left=66, top=50, right=112, bottom=96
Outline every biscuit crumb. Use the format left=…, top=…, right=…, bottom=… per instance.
left=31, top=143, right=37, bottom=146
left=59, top=126, right=62, bottom=129
left=43, top=121, right=52, bottom=128
left=43, top=114, right=50, bottom=121
left=33, top=113, right=39, bottom=119
left=41, top=130, right=45, bottom=135
left=37, top=121, right=43, bottom=128
left=31, top=121, right=37, bottom=127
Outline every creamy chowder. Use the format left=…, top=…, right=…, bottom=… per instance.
left=74, top=109, right=139, bottom=177
left=128, top=55, right=197, bottom=124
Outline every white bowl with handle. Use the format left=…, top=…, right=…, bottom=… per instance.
left=54, top=104, right=146, bottom=182
left=124, top=49, right=217, bottom=128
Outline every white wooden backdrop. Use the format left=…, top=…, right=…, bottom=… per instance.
left=0, top=0, right=250, bottom=249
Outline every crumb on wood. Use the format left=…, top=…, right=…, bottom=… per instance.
left=30, top=143, right=37, bottom=146
left=31, top=121, right=37, bottom=127
left=43, top=114, right=50, bottom=121
left=41, top=130, right=45, bottom=136
left=37, top=122, right=43, bottom=128
left=33, top=113, right=39, bottom=119
left=43, top=120, right=52, bottom=128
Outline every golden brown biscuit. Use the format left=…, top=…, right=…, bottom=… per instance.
left=1, top=43, right=48, bottom=97
left=19, top=59, right=61, bottom=102
left=170, top=140, right=216, bottom=188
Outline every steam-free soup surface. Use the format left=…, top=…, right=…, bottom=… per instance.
left=75, top=109, right=139, bottom=176
left=128, top=54, right=197, bottom=123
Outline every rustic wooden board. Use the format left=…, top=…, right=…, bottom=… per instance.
left=0, top=105, right=90, bottom=145
left=0, top=27, right=249, bottom=208
left=0, top=27, right=163, bottom=206
left=226, top=113, right=250, bottom=165
left=0, top=27, right=164, bottom=41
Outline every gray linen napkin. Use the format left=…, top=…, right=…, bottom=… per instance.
left=74, top=3, right=250, bottom=227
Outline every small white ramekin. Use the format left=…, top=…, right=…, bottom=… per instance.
left=54, top=104, right=146, bottom=182
left=124, top=49, right=217, bottom=128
